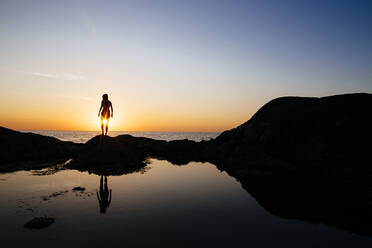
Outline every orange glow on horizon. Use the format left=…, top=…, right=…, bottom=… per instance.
left=0, top=90, right=259, bottom=132
left=0, top=106, right=254, bottom=132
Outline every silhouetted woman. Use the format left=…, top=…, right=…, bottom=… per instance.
left=97, top=175, right=112, bottom=214
left=98, top=94, right=113, bottom=136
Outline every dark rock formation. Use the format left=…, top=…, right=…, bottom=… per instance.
left=208, top=93, right=372, bottom=172
left=69, top=134, right=208, bottom=175
left=203, top=93, right=372, bottom=236
left=0, top=127, right=81, bottom=171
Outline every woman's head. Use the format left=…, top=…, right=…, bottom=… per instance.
left=102, top=94, right=108, bottom=101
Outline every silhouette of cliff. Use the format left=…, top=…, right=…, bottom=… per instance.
left=207, top=93, right=372, bottom=170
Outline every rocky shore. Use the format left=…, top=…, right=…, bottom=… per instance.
left=1, top=93, right=372, bottom=235
left=1, top=93, right=370, bottom=174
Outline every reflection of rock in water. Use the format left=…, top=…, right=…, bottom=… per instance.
left=227, top=168, right=372, bottom=236
left=41, top=190, right=69, bottom=201
left=31, top=159, right=73, bottom=176
left=24, top=217, right=55, bottom=229
left=73, top=187, right=94, bottom=199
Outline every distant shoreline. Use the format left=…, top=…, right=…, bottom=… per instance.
left=19, top=130, right=221, bottom=133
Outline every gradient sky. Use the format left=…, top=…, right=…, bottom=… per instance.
left=0, top=0, right=371, bottom=131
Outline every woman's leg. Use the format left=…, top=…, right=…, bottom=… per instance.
left=100, top=175, right=103, bottom=193
left=104, top=176, right=108, bottom=192
left=105, top=119, right=109, bottom=135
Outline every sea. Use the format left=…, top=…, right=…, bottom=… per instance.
left=27, top=130, right=220, bottom=143
left=1, top=131, right=372, bottom=247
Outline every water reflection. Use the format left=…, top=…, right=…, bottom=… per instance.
left=97, top=175, right=112, bottom=213
left=1, top=159, right=372, bottom=247
left=226, top=168, right=372, bottom=237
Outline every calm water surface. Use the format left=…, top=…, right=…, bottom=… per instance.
left=1, top=132, right=372, bottom=247
left=26, top=130, right=220, bottom=143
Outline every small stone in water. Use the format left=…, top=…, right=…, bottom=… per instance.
left=24, top=217, right=55, bottom=229
left=72, top=186, right=85, bottom=191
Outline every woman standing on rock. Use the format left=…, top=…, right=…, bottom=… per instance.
left=98, top=94, right=113, bottom=136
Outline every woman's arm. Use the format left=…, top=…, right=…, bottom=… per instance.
left=98, top=102, right=103, bottom=117
left=110, top=102, right=113, bottom=117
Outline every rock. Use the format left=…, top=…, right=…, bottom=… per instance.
left=72, top=186, right=85, bottom=191
left=70, top=134, right=207, bottom=174
left=208, top=93, right=372, bottom=170
left=24, top=217, right=55, bottom=229
left=0, top=127, right=81, bottom=171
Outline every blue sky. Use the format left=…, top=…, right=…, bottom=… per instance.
left=0, top=0, right=371, bottom=131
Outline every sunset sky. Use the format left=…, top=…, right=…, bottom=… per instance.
left=1, top=0, right=371, bottom=132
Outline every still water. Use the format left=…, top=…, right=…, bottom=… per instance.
left=27, top=130, right=220, bottom=143
left=2, top=159, right=372, bottom=247
left=1, top=132, right=372, bottom=247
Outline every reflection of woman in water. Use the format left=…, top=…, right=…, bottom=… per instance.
left=98, top=94, right=113, bottom=136
left=97, top=175, right=112, bottom=214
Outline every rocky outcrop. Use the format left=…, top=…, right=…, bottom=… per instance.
left=1, top=93, right=371, bottom=174
left=0, top=127, right=82, bottom=171
left=0, top=127, right=207, bottom=173
left=203, top=93, right=372, bottom=236
left=207, top=93, right=372, bottom=172
left=70, top=134, right=209, bottom=175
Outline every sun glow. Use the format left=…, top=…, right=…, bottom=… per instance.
left=102, top=118, right=108, bottom=125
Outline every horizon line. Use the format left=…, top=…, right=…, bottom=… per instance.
left=17, top=129, right=222, bottom=133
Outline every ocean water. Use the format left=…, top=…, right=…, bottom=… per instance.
left=26, top=130, right=220, bottom=143
left=1, top=132, right=372, bottom=247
